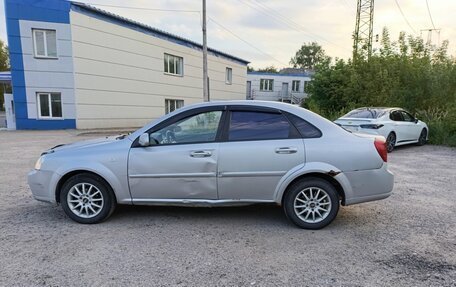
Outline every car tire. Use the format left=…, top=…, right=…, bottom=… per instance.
left=60, top=173, right=116, bottom=224
left=386, top=132, right=396, bottom=153
left=283, top=178, right=339, bottom=229
left=417, top=129, right=427, bottom=146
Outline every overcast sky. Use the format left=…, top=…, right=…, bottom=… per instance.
left=1, top=0, right=455, bottom=68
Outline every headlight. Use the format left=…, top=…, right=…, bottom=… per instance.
left=34, top=156, right=44, bottom=170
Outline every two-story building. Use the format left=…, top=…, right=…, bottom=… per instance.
left=246, top=70, right=312, bottom=105
left=5, top=0, right=249, bottom=129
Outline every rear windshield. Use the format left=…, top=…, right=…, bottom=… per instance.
left=343, top=108, right=386, bottom=119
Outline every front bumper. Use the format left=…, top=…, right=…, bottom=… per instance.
left=341, top=163, right=394, bottom=205
left=27, top=169, right=57, bottom=204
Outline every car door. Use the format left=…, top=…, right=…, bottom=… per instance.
left=390, top=110, right=408, bottom=142
left=217, top=107, right=305, bottom=201
left=400, top=110, right=421, bottom=141
left=128, top=107, right=225, bottom=201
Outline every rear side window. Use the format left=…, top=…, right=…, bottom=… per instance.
left=390, top=111, right=403, bottom=121
left=286, top=113, right=322, bottom=138
left=229, top=111, right=291, bottom=141
left=344, top=109, right=385, bottom=119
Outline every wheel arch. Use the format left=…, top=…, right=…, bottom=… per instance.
left=281, top=172, right=346, bottom=206
left=55, top=170, right=117, bottom=203
left=274, top=163, right=350, bottom=206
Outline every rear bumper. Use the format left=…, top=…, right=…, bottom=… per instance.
left=340, top=163, right=394, bottom=205
left=27, top=169, right=57, bottom=204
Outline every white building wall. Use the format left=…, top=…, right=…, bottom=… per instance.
left=247, top=73, right=311, bottom=102
left=19, top=20, right=76, bottom=120
left=70, top=11, right=247, bottom=129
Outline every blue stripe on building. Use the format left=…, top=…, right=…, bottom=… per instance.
left=5, top=0, right=75, bottom=129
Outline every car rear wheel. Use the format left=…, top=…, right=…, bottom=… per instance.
left=60, top=173, right=116, bottom=224
left=283, top=178, right=339, bottom=229
left=417, top=129, right=427, bottom=146
left=386, top=132, right=396, bottom=152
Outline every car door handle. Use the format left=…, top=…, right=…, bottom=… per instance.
left=190, top=150, right=212, bottom=157
left=275, top=147, right=298, bottom=154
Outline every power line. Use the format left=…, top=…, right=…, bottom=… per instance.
left=208, top=17, right=288, bottom=67
left=393, top=0, right=417, bottom=34
left=425, top=0, right=436, bottom=29
left=238, top=0, right=351, bottom=52
left=84, top=3, right=200, bottom=13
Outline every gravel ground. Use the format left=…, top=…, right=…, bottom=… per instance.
left=0, top=130, right=455, bottom=286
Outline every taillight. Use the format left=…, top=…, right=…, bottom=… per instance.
left=374, top=138, right=387, bottom=162
left=360, top=124, right=384, bottom=129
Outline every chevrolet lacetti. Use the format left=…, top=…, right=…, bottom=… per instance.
left=28, top=101, right=394, bottom=229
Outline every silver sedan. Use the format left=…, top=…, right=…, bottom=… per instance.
left=28, top=101, right=394, bottom=229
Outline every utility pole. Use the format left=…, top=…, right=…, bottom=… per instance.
left=202, top=0, right=209, bottom=102
left=353, top=0, right=374, bottom=59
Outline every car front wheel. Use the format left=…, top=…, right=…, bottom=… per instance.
left=417, top=129, right=427, bottom=146
left=283, top=178, right=339, bottom=229
left=60, top=173, right=116, bottom=224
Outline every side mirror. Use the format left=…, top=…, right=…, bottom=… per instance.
left=414, top=119, right=419, bottom=124
left=138, top=133, right=150, bottom=147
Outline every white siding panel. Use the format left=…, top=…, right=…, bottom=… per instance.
left=70, top=11, right=247, bottom=129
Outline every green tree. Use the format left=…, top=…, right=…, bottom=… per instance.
left=305, top=28, right=456, bottom=146
left=290, top=42, right=330, bottom=70
left=0, top=39, right=9, bottom=71
left=0, top=39, right=10, bottom=111
left=256, top=65, right=279, bottom=73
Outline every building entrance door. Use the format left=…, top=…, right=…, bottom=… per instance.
left=4, top=94, right=16, bottom=130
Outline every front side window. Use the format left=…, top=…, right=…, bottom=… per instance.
left=151, top=111, right=222, bottom=145
left=164, top=53, right=183, bottom=76
left=165, top=99, right=184, bottom=114
left=226, top=67, right=232, bottom=84
left=229, top=111, right=291, bottom=141
left=292, top=80, right=300, bottom=92
left=401, top=111, right=414, bottom=122
left=33, top=29, right=57, bottom=58
left=260, top=79, right=273, bottom=91
left=37, top=92, right=62, bottom=118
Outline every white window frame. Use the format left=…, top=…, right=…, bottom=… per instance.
left=165, top=99, right=184, bottom=114
left=164, top=53, right=184, bottom=76
left=260, top=79, right=274, bottom=91
left=292, top=80, right=300, bottom=92
left=225, top=67, right=233, bottom=84
left=32, top=29, right=58, bottom=59
left=36, top=92, right=63, bottom=119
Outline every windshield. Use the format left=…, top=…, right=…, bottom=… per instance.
left=343, top=108, right=386, bottom=119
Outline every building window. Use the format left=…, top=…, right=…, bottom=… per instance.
left=226, top=67, right=233, bottom=84
left=292, top=80, right=300, bottom=92
left=33, top=29, right=57, bottom=58
left=260, top=79, right=273, bottom=91
left=37, top=93, right=62, bottom=118
left=165, top=99, right=184, bottom=114
left=303, top=80, right=309, bottom=92
left=164, top=54, right=183, bottom=76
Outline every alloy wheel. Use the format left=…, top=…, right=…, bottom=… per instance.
left=67, top=183, right=104, bottom=219
left=387, top=133, right=396, bottom=152
left=293, top=187, right=332, bottom=223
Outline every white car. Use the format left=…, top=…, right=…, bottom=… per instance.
left=335, top=107, right=428, bottom=152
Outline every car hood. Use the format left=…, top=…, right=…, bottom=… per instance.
left=43, top=136, right=123, bottom=154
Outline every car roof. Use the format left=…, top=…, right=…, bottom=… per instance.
left=128, top=100, right=343, bottom=141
